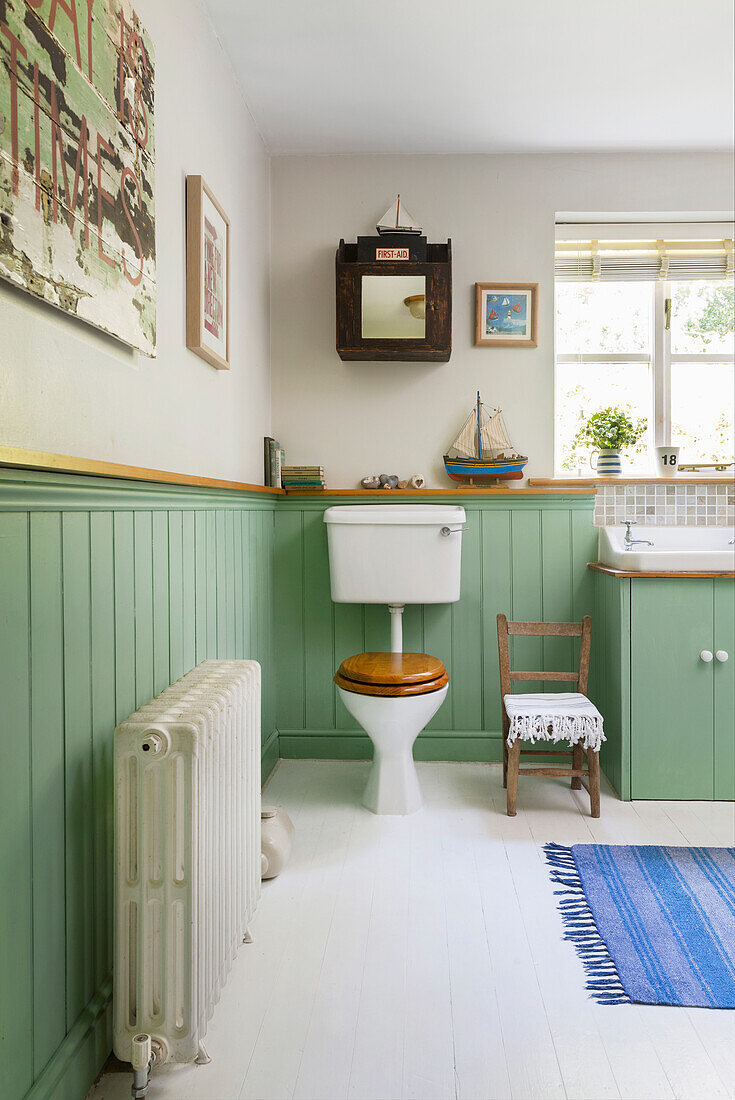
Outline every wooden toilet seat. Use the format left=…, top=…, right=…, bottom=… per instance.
left=334, top=652, right=448, bottom=697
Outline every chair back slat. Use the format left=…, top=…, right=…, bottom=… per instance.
left=509, top=671, right=579, bottom=682
left=506, top=621, right=583, bottom=637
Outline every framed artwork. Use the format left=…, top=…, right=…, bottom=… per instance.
left=0, top=0, right=156, bottom=355
left=186, top=176, right=230, bottom=369
left=475, top=282, right=538, bottom=347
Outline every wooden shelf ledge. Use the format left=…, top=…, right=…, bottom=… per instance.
left=0, top=446, right=284, bottom=494
left=282, top=486, right=595, bottom=497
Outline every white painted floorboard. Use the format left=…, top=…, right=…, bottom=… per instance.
left=91, top=761, right=735, bottom=1100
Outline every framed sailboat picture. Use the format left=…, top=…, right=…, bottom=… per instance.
left=186, top=176, right=230, bottom=369
left=475, top=282, right=538, bottom=347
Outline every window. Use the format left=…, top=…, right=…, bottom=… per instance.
left=554, top=230, right=735, bottom=475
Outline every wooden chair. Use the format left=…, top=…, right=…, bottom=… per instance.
left=496, top=614, right=601, bottom=818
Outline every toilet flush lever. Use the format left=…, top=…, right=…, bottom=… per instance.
left=440, top=525, right=464, bottom=536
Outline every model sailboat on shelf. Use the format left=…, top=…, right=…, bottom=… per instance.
left=444, top=392, right=528, bottom=484
left=377, top=195, right=422, bottom=235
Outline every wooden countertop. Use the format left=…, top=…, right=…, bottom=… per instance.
left=588, top=562, right=735, bottom=579
left=530, top=477, right=735, bottom=487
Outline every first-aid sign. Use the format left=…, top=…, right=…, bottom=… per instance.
left=375, top=248, right=409, bottom=261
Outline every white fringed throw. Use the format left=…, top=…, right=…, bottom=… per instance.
left=504, top=692, right=605, bottom=751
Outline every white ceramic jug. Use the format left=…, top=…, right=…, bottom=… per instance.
left=261, top=806, right=295, bottom=879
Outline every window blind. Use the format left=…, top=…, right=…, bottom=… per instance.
left=555, top=237, right=734, bottom=282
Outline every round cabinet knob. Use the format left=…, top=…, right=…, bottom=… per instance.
left=716, top=650, right=729, bottom=662
left=700, top=650, right=714, bottom=663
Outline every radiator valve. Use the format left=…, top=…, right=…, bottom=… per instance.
left=131, top=1034, right=152, bottom=1098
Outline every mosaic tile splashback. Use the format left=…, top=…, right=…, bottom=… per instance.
left=593, top=483, right=735, bottom=527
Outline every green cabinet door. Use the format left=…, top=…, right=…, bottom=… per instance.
left=714, top=579, right=735, bottom=801
left=630, top=579, right=714, bottom=800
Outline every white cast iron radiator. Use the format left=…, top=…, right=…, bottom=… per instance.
left=113, top=660, right=261, bottom=1071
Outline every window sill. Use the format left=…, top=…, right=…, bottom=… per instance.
left=529, top=477, right=735, bottom=486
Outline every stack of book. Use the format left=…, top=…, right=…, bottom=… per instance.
left=263, top=437, right=284, bottom=487
left=281, top=466, right=326, bottom=493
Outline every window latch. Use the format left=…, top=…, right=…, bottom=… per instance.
left=664, top=297, right=672, bottom=330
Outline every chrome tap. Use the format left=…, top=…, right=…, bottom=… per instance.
left=622, top=520, right=654, bottom=550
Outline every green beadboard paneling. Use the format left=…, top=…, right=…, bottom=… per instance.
left=510, top=510, right=543, bottom=684
left=89, top=515, right=116, bottom=997
left=113, top=513, right=136, bottom=724
left=0, top=514, right=33, bottom=1100
left=133, top=512, right=154, bottom=709
left=168, top=511, right=185, bottom=683
left=274, top=509, right=306, bottom=730
left=182, top=512, right=197, bottom=674
left=480, top=509, right=511, bottom=733
left=0, top=471, right=277, bottom=1100
left=152, top=510, right=171, bottom=695
left=541, top=510, right=574, bottom=687
left=29, top=513, right=66, bottom=1079
left=62, top=513, right=96, bottom=1029
left=303, top=510, right=335, bottom=730
left=449, top=508, right=482, bottom=731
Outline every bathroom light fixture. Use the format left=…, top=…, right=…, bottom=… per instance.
left=403, top=293, right=425, bottom=320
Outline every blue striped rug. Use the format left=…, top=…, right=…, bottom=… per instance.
left=545, top=843, right=735, bottom=1008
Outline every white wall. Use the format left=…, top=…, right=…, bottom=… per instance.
left=0, top=0, right=271, bottom=483
left=271, top=153, right=733, bottom=487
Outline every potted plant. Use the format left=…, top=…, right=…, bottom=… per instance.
left=571, top=406, right=647, bottom=476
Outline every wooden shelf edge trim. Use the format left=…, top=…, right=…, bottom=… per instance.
left=281, top=486, right=595, bottom=497
left=530, top=477, right=735, bottom=487
left=0, top=446, right=284, bottom=495
left=588, top=561, right=735, bottom=579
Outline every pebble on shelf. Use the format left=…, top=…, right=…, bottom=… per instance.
left=360, top=474, right=426, bottom=490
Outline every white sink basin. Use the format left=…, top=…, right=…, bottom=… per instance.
left=599, top=525, right=735, bottom=572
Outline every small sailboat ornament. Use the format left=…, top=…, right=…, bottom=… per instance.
left=377, top=194, right=422, bottom=235
left=444, top=392, right=528, bottom=484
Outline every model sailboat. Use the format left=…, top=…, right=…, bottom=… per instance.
left=377, top=195, right=422, bottom=235
left=444, top=393, right=527, bottom=483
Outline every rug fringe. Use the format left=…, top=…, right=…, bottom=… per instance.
left=543, top=843, right=630, bottom=1006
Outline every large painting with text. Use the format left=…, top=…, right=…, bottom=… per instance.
left=0, top=0, right=156, bottom=354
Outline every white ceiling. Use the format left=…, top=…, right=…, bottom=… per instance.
left=204, top=0, right=734, bottom=156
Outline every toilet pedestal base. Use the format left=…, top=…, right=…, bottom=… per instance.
left=336, top=684, right=449, bottom=816
left=363, top=745, right=423, bottom=815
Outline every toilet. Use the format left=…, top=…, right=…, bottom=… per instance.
left=324, top=505, right=465, bottom=814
